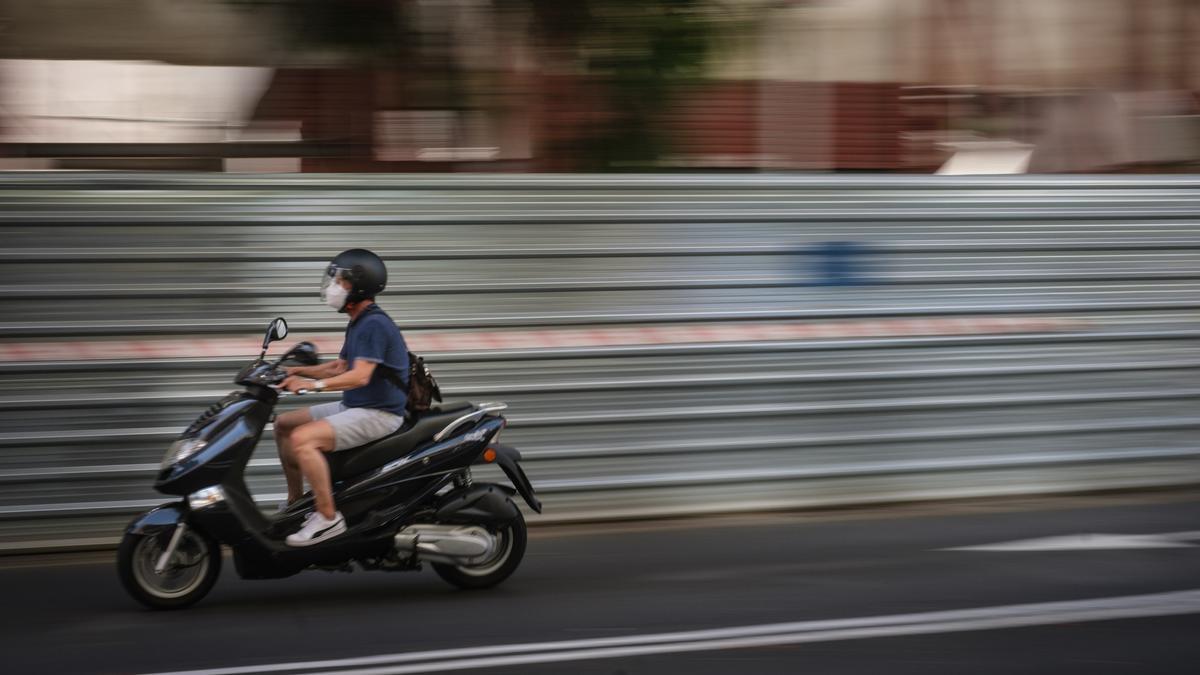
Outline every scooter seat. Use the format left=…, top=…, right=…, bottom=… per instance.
left=325, top=401, right=475, bottom=481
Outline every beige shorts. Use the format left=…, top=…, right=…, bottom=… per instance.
left=309, top=401, right=405, bottom=451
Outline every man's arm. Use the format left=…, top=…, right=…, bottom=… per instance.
left=287, top=359, right=347, bottom=379
left=284, top=322, right=389, bottom=393
left=283, top=360, right=375, bottom=393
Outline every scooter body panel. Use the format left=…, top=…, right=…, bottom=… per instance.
left=155, top=395, right=273, bottom=496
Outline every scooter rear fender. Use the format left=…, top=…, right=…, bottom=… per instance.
left=481, top=443, right=542, bottom=513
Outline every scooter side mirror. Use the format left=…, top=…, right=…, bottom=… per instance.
left=261, top=317, right=289, bottom=353
left=281, top=341, right=320, bottom=366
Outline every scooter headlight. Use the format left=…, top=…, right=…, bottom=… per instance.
left=188, top=486, right=226, bottom=510
left=162, top=438, right=208, bottom=469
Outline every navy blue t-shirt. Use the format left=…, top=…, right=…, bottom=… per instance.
left=338, top=304, right=409, bottom=416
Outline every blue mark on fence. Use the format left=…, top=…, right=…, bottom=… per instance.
left=809, top=241, right=873, bottom=286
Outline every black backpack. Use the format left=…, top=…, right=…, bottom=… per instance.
left=405, top=351, right=442, bottom=416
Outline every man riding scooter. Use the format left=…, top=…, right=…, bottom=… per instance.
left=276, top=249, right=410, bottom=546
left=119, top=251, right=539, bottom=608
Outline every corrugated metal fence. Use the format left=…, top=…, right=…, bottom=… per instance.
left=1, top=174, right=1198, bottom=553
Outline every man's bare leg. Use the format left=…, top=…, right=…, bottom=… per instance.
left=274, top=409, right=313, bottom=504
left=290, top=420, right=338, bottom=520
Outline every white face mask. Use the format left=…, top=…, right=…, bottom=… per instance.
left=323, top=281, right=348, bottom=310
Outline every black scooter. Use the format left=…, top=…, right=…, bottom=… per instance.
left=117, top=317, right=541, bottom=609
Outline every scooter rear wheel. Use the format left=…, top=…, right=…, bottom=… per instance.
left=432, top=509, right=527, bottom=590
left=118, top=527, right=221, bottom=609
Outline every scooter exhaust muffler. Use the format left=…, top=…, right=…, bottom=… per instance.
left=394, top=524, right=496, bottom=565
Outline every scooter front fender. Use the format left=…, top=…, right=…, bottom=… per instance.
left=125, top=502, right=187, bottom=542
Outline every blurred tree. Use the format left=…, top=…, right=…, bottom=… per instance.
left=227, top=0, right=407, bottom=62
left=230, top=0, right=728, bottom=170
left=515, top=0, right=721, bottom=170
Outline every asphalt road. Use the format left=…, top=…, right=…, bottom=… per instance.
left=3, top=492, right=1200, bottom=674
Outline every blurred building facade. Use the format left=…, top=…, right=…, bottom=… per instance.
left=1, top=0, right=1198, bottom=173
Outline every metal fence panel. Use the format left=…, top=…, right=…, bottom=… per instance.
left=0, top=174, right=1197, bottom=553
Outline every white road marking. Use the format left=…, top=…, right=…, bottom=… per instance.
left=945, top=531, right=1200, bottom=551
left=143, top=589, right=1200, bottom=675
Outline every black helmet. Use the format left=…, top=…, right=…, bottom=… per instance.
left=321, top=249, right=387, bottom=310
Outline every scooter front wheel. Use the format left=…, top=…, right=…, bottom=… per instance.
left=117, top=526, right=221, bottom=609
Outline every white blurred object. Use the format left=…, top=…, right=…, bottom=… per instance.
left=0, top=59, right=273, bottom=144
left=936, top=140, right=1033, bottom=175
left=947, top=531, right=1200, bottom=551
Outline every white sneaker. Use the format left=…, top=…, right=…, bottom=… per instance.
left=285, top=511, right=346, bottom=546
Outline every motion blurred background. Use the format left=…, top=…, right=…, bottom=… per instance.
left=5, top=0, right=1200, bottom=173
left=0, top=0, right=1198, bottom=554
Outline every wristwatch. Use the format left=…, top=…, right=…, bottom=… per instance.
left=312, top=379, right=327, bottom=392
